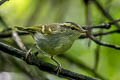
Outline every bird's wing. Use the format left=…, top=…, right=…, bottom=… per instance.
left=15, top=23, right=59, bottom=35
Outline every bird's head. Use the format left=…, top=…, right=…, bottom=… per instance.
left=60, top=22, right=86, bottom=34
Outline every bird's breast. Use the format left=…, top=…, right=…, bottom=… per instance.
left=33, top=32, right=75, bottom=55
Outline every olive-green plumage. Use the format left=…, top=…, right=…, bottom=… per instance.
left=15, top=22, right=85, bottom=56
left=15, top=22, right=86, bottom=74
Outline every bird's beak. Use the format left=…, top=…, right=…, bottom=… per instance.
left=77, top=28, right=87, bottom=33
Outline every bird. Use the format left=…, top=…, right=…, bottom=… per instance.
left=15, top=22, right=86, bottom=74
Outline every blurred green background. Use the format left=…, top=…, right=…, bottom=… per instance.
left=0, top=0, right=120, bottom=80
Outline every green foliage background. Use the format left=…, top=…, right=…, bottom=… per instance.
left=0, top=0, right=120, bottom=80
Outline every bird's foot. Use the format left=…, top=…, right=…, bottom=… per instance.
left=56, top=63, right=62, bottom=75
left=25, top=48, right=32, bottom=60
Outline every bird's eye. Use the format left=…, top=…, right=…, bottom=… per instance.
left=71, top=27, right=75, bottom=30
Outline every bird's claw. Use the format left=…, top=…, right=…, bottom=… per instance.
left=56, top=63, right=61, bottom=75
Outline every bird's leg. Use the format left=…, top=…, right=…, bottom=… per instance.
left=51, top=55, right=61, bottom=75
left=26, top=44, right=37, bottom=59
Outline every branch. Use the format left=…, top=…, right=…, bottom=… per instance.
left=93, top=30, right=103, bottom=71
left=0, top=0, right=8, bottom=5
left=91, top=0, right=120, bottom=28
left=83, top=18, right=120, bottom=29
left=84, top=0, right=92, bottom=47
left=0, top=30, right=28, bottom=38
left=0, top=41, right=97, bottom=80
left=59, top=54, right=105, bottom=80
left=12, top=31, right=27, bottom=50
left=79, top=29, right=120, bottom=39
left=86, top=32, right=120, bottom=50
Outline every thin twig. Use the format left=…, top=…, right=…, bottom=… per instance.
left=86, top=32, right=120, bottom=50
left=93, top=0, right=112, bottom=72
left=84, top=0, right=92, bottom=47
left=0, top=0, right=8, bottom=5
left=91, top=0, right=120, bottom=28
left=12, top=31, right=27, bottom=50
left=83, top=18, right=120, bottom=30
left=93, top=30, right=103, bottom=71
left=0, top=31, right=28, bottom=38
left=79, top=29, right=120, bottom=39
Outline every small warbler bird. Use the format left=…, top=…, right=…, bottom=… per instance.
left=15, top=22, right=86, bottom=74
